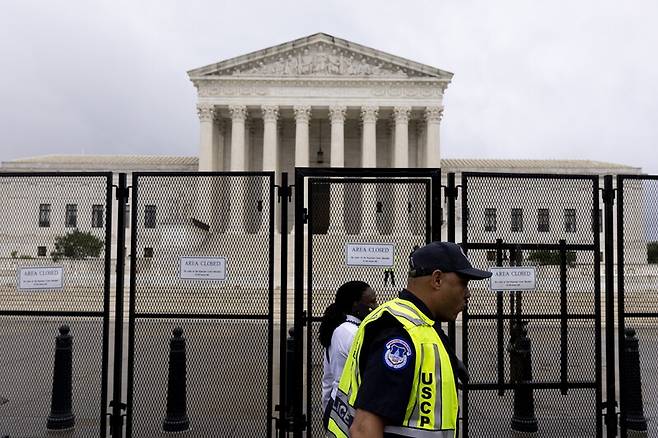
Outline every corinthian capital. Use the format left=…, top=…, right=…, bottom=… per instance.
left=229, top=105, right=248, bottom=121
left=424, top=106, right=444, bottom=123
left=197, top=104, right=215, bottom=122
left=393, top=106, right=411, bottom=123
left=361, top=105, right=379, bottom=123
left=329, top=105, right=347, bottom=123
left=293, top=105, right=312, bottom=123
left=261, top=105, right=279, bottom=122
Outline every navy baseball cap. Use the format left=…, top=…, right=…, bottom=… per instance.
left=409, top=242, right=492, bottom=280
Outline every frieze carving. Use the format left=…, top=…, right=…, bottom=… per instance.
left=220, top=43, right=416, bottom=78
left=197, top=104, right=215, bottom=122
left=196, top=79, right=445, bottom=99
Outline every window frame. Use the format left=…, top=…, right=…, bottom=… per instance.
left=65, top=204, right=78, bottom=228
left=39, top=203, right=51, bottom=228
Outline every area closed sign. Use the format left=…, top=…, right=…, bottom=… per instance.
left=179, top=257, right=227, bottom=280
left=18, top=266, right=64, bottom=290
left=489, top=267, right=536, bottom=291
left=346, top=243, right=394, bottom=267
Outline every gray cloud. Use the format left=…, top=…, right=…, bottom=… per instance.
left=0, top=0, right=656, bottom=174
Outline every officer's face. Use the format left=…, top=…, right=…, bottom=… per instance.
left=433, top=271, right=470, bottom=321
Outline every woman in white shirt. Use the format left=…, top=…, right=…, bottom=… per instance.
left=319, top=280, right=377, bottom=430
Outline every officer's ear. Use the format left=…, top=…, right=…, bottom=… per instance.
left=431, top=270, right=443, bottom=288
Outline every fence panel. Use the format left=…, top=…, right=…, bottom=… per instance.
left=618, top=174, right=658, bottom=437
left=126, top=172, right=274, bottom=438
left=461, top=172, right=602, bottom=437
left=0, top=172, right=113, bottom=437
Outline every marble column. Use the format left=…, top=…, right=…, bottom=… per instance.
left=328, top=105, right=347, bottom=234
left=212, top=117, right=225, bottom=171
left=294, top=105, right=311, bottom=167
left=361, top=106, right=378, bottom=168
left=229, top=105, right=247, bottom=171
left=424, top=106, right=443, bottom=169
left=329, top=105, right=346, bottom=168
left=261, top=105, right=279, bottom=173
left=393, top=106, right=411, bottom=168
left=228, top=105, right=247, bottom=232
left=197, top=104, right=215, bottom=171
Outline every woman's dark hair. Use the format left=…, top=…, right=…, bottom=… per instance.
left=318, top=281, right=371, bottom=350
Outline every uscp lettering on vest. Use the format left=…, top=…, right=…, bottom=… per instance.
left=420, top=371, right=434, bottom=426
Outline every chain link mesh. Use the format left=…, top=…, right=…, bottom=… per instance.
left=0, top=174, right=111, bottom=437
left=619, top=176, right=658, bottom=437
left=462, top=173, right=602, bottom=437
left=127, top=173, right=273, bottom=437
left=306, top=178, right=432, bottom=437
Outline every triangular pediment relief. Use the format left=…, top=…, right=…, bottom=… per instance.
left=188, top=33, right=453, bottom=81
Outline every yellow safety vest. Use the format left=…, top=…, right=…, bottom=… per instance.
left=327, top=298, right=458, bottom=438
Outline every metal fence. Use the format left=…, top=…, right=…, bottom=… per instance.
left=1, top=169, right=658, bottom=438
left=292, top=167, right=441, bottom=437
left=0, top=172, right=113, bottom=437
left=617, top=174, right=658, bottom=438
left=126, top=172, right=275, bottom=438
left=460, top=173, right=603, bottom=437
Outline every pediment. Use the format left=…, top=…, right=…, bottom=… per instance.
left=188, top=33, right=453, bottom=81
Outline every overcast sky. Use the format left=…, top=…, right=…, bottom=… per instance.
left=1, top=0, right=656, bottom=173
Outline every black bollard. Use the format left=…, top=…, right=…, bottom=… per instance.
left=47, top=324, right=75, bottom=430
left=509, top=321, right=538, bottom=433
left=162, top=327, right=190, bottom=432
left=621, top=328, right=647, bottom=434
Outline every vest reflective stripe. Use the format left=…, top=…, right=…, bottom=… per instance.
left=384, top=425, right=456, bottom=438
left=328, top=298, right=458, bottom=437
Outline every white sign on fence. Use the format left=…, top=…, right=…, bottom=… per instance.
left=179, top=257, right=227, bottom=280
left=18, top=266, right=64, bottom=290
left=346, top=244, right=395, bottom=267
left=489, top=267, right=537, bottom=291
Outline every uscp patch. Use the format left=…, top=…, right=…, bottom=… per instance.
left=383, top=338, right=412, bottom=370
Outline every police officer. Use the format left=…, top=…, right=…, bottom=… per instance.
left=327, top=241, right=492, bottom=437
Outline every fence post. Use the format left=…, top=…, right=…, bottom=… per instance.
left=47, top=325, right=75, bottom=430
left=603, top=175, right=618, bottom=437
left=162, top=327, right=189, bottom=432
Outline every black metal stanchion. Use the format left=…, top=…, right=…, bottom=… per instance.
left=47, top=324, right=75, bottom=430
left=621, top=328, right=647, bottom=437
left=509, top=321, right=538, bottom=434
left=162, top=327, right=190, bottom=432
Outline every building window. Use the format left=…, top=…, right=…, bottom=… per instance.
left=511, top=208, right=523, bottom=232
left=37, top=246, right=47, bottom=257
left=39, top=204, right=51, bottom=227
left=538, top=208, right=550, bottom=232
left=144, top=247, right=154, bottom=258
left=486, top=250, right=496, bottom=262
left=125, top=203, right=130, bottom=228
left=565, top=209, right=577, bottom=233
left=92, top=205, right=104, bottom=228
left=65, top=204, right=78, bottom=228
left=484, top=208, right=497, bottom=232
left=144, top=205, right=156, bottom=228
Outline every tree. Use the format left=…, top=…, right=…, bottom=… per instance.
left=51, top=230, right=104, bottom=262
left=648, top=242, right=658, bottom=264
left=527, top=250, right=576, bottom=266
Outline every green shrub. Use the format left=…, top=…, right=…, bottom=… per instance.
left=527, top=250, right=576, bottom=266
left=51, top=230, right=104, bottom=262
left=648, top=242, right=658, bottom=264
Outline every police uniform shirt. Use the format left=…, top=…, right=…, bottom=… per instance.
left=353, top=290, right=462, bottom=433
left=321, top=314, right=362, bottom=412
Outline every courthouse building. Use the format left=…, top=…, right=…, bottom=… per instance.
left=0, top=33, right=648, bottom=270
